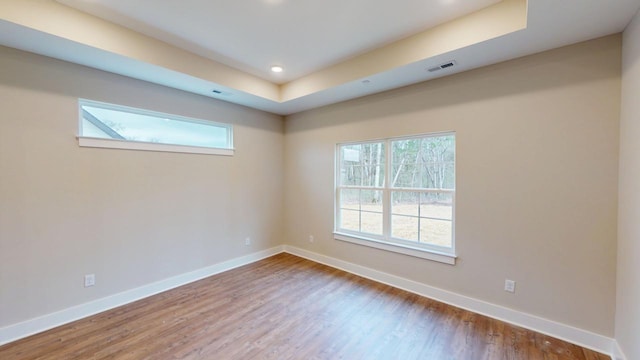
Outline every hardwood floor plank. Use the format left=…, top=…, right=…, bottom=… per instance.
left=0, top=253, right=610, bottom=360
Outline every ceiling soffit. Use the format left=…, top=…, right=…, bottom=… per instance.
left=1, top=0, right=528, bottom=114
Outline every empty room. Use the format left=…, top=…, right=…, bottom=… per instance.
left=1, top=0, right=639, bottom=359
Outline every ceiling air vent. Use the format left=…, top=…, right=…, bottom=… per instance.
left=427, top=60, right=457, bottom=73
left=212, top=89, right=232, bottom=96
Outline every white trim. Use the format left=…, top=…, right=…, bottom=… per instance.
left=1, top=244, right=618, bottom=358
left=334, top=232, right=456, bottom=265
left=0, top=246, right=284, bottom=346
left=283, top=245, right=616, bottom=358
left=612, top=340, right=628, bottom=360
left=335, top=133, right=456, bottom=258
left=78, top=136, right=235, bottom=156
left=78, top=98, right=234, bottom=152
left=337, top=130, right=457, bottom=146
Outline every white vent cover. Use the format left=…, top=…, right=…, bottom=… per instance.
left=427, top=60, right=457, bottom=73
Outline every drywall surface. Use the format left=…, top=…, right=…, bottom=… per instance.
left=0, top=46, right=284, bottom=327
left=0, top=0, right=279, bottom=101
left=284, top=36, right=621, bottom=336
left=616, top=8, right=640, bottom=360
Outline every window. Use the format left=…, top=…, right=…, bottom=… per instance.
left=335, top=133, right=456, bottom=264
left=77, top=99, right=233, bottom=155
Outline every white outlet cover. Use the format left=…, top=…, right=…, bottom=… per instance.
left=84, top=274, right=95, bottom=287
left=504, top=279, right=516, bottom=293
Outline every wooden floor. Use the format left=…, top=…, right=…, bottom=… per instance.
left=0, top=253, right=609, bottom=360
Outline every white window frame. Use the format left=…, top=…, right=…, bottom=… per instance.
left=77, top=99, right=234, bottom=156
left=334, top=132, right=456, bottom=265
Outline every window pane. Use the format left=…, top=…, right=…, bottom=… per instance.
left=420, top=135, right=455, bottom=189
left=360, top=189, right=382, bottom=209
left=420, top=192, right=453, bottom=220
left=391, top=139, right=420, bottom=188
left=340, top=145, right=363, bottom=186
left=361, top=212, right=383, bottom=235
left=391, top=215, right=419, bottom=242
left=391, top=135, right=455, bottom=190
left=420, top=219, right=453, bottom=248
left=361, top=190, right=382, bottom=235
left=340, top=189, right=360, bottom=210
left=391, top=163, right=419, bottom=188
left=81, top=103, right=231, bottom=149
left=392, top=191, right=419, bottom=216
left=340, top=143, right=385, bottom=187
left=340, top=209, right=360, bottom=232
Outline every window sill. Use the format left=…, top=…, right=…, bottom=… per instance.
left=334, top=232, right=457, bottom=265
left=77, top=136, right=234, bottom=156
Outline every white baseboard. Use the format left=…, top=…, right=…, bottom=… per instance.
left=1, top=244, right=620, bottom=359
left=612, top=340, right=628, bottom=360
left=283, top=245, right=617, bottom=359
left=0, top=246, right=284, bottom=346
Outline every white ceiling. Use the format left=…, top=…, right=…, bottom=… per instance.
left=1, top=0, right=640, bottom=115
left=56, top=0, right=502, bottom=84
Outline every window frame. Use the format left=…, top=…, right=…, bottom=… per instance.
left=334, top=132, right=456, bottom=265
left=76, top=99, right=234, bottom=156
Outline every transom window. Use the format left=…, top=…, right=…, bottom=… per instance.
left=335, top=133, right=455, bottom=262
left=77, top=99, right=233, bottom=156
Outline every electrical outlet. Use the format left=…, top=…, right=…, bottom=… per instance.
left=504, top=279, right=516, bottom=293
left=309, top=235, right=314, bottom=243
left=84, top=274, right=95, bottom=288
left=245, top=237, right=251, bottom=246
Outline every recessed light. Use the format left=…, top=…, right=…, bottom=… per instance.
left=271, top=66, right=284, bottom=73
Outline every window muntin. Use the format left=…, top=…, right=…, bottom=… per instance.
left=391, top=191, right=453, bottom=248
left=339, top=189, right=384, bottom=236
left=78, top=100, right=233, bottom=154
left=336, top=133, right=455, bottom=255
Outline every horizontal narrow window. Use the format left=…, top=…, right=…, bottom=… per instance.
left=77, top=99, right=233, bottom=155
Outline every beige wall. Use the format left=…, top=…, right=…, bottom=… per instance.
left=0, top=32, right=627, bottom=343
left=284, top=35, right=621, bottom=336
left=0, top=46, right=284, bottom=327
left=616, top=8, right=640, bottom=360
